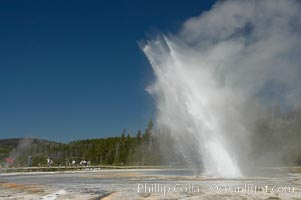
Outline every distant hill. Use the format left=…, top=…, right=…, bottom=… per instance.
left=0, top=138, right=60, bottom=149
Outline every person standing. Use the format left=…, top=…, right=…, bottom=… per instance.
left=28, top=156, right=32, bottom=167
left=47, top=157, right=51, bottom=167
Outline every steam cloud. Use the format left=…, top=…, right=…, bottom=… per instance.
left=143, top=0, right=301, bottom=177
left=9, top=138, right=34, bottom=161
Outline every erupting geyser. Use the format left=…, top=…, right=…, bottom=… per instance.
left=143, top=37, right=243, bottom=177
left=143, top=0, right=301, bottom=177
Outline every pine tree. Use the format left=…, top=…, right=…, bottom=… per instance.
left=136, top=130, right=142, bottom=146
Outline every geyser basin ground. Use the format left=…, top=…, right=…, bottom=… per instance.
left=0, top=168, right=301, bottom=199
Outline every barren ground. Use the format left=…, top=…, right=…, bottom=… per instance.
left=0, top=168, right=300, bottom=200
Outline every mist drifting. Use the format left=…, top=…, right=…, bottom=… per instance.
left=143, top=0, right=301, bottom=177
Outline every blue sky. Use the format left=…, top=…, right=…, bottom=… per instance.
left=0, top=0, right=216, bottom=142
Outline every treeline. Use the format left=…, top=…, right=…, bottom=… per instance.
left=1, top=120, right=162, bottom=167
left=252, top=104, right=301, bottom=165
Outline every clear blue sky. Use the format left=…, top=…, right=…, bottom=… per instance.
left=0, top=0, right=216, bottom=142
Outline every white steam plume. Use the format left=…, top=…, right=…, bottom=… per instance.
left=142, top=0, right=301, bottom=177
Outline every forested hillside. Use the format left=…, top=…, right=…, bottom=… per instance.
left=0, top=120, right=162, bottom=167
